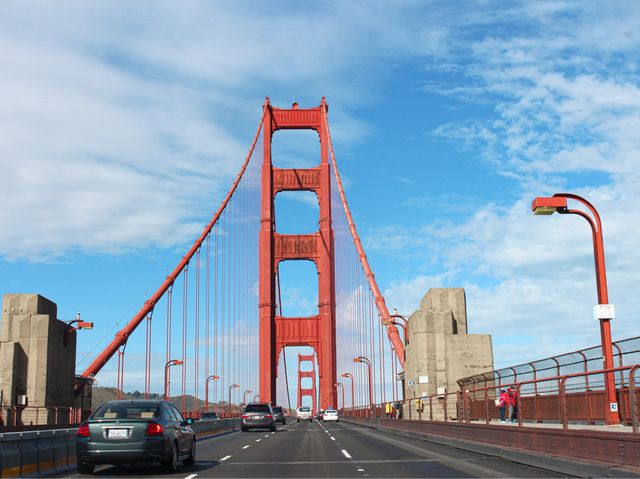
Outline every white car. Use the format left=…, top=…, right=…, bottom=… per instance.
left=322, top=410, right=339, bottom=422
left=296, top=406, right=313, bottom=422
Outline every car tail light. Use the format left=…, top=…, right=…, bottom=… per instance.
left=77, top=423, right=90, bottom=437
left=242, top=415, right=250, bottom=419
left=264, top=414, right=273, bottom=419
left=146, top=422, right=163, bottom=436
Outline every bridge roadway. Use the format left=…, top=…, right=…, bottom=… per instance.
left=58, top=419, right=566, bottom=478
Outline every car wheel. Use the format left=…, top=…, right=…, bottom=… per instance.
left=296, top=419, right=299, bottom=422
left=270, top=424, right=277, bottom=432
left=241, top=426, right=248, bottom=432
left=77, top=462, right=94, bottom=475
left=162, top=442, right=178, bottom=473
left=183, top=438, right=196, bottom=466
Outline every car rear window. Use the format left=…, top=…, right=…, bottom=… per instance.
left=325, top=410, right=337, bottom=414
left=299, top=407, right=310, bottom=412
left=92, top=403, right=160, bottom=419
left=244, top=404, right=271, bottom=413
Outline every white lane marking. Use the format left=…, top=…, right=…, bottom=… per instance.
left=330, top=436, right=336, bottom=441
left=242, top=445, right=250, bottom=449
left=357, top=468, right=364, bottom=472
left=255, top=438, right=261, bottom=442
left=184, top=475, right=198, bottom=479
left=264, top=434, right=270, bottom=438
left=220, top=455, right=231, bottom=461
left=341, top=449, right=352, bottom=459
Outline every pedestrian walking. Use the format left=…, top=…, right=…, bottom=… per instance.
left=509, top=386, right=518, bottom=423
left=385, top=401, right=392, bottom=418
left=497, top=389, right=508, bottom=423
left=395, top=401, right=403, bottom=419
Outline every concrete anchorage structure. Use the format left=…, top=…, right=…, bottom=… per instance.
left=0, top=294, right=77, bottom=425
left=404, top=288, right=493, bottom=421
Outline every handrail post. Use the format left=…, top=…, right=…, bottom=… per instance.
left=516, top=383, right=523, bottom=427
left=429, top=395, right=433, bottom=421
left=443, top=392, right=448, bottom=422
left=484, top=385, right=490, bottom=424
left=560, top=376, right=569, bottom=430
left=629, top=365, right=639, bottom=434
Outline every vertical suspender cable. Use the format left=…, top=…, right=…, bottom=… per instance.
left=195, top=248, right=201, bottom=414
left=182, top=266, right=189, bottom=413
left=205, top=234, right=210, bottom=406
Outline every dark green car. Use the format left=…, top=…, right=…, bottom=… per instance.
left=76, top=399, right=195, bottom=474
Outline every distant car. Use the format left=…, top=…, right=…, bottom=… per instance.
left=76, top=399, right=195, bottom=474
left=316, top=409, right=325, bottom=420
left=322, top=410, right=339, bottom=422
left=198, top=412, right=219, bottom=421
left=296, top=406, right=313, bottom=422
left=272, top=406, right=286, bottom=424
left=241, top=402, right=276, bottom=432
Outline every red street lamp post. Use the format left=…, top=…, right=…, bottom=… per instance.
left=353, top=356, right=374, bottom=411
left=532, top=193, right=620, bottom=425
left=335, top=382, right=345, bottom=412
left=382, top=311, right=408, bottom=347
left=228, top=384, right=239, bottom=416
left=243, top=390, right=252, bottom=406
left=205, top=375, right=220, bottom=412
left=253, top=394, right=260, bottom=402
left=164, top=359, right=183, bottom=400
left=341, top=372, right=355, bottom=413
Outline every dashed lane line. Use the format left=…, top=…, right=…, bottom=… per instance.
left=256, top=439, right=261, bottom=442
left=220, top=455, right=231, bottom=461
left=242, top=445, right=250, bottom=449
left=341, top=449, right=352, bottom=459
left=184, top=474, right=198, bottom=479
left=330, top=436, right=336, bottom=441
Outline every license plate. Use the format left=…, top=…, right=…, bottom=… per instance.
left=108, top=428, right=128, bottom=439
left=253, top=415, right=263, bottom=420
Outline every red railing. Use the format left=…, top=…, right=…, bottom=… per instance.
left=343, top=365, right=640, bottom=432
left=0, top=405, right=93, bottom=429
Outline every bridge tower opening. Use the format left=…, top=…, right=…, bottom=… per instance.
left=259, top=98, right=337, bottom=410
left=296, top=353, right=317, bottom=414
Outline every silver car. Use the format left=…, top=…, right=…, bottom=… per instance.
left=241, top=403, right=276, bottom=432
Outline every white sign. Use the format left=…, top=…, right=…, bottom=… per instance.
left=594, top=304, right=615, bottom=320
left=436, top=386, right=446, bottom=397
left=418, top=375, right=429, bottom=384
left=610, top=402, right=619, bottom=412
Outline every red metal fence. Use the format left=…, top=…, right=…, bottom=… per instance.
left=345, top=365, right=640, bottom=432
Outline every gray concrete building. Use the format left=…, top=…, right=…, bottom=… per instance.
left=404, top=288, right=493, bottom=420
left=0, top=294, right=77, bottom=425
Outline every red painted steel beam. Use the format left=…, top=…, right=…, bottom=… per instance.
left=79, top=107, right=267, bottom=380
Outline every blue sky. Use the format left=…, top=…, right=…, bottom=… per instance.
left=1, top=1, right=640, bottom=400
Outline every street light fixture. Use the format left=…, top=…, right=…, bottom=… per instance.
left=243, top=390, right=252, bottom=406
left=341, top=372, right=355, bottom=413
left=63, top=313, right=94, bottom=346
left=532, top=192, right=619, bottom=425
left=382, top=311, right=409, bottom=346
left=164, top=359, right=183, bottom=400
left=205, top=375, right=220, bottom=412
left=353, top=356, right=373, bottom=410
left=334, top=382, right=345, bottom=412
left=228, top=383, right=239, bottom=416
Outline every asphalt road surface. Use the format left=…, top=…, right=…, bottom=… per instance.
left=61, top=419, right=567, bottom=478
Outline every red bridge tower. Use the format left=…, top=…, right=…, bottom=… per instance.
left=259, top=98, right=337, bottom=410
